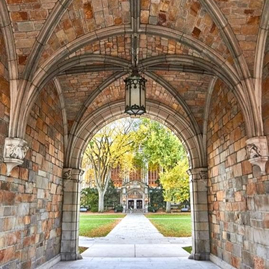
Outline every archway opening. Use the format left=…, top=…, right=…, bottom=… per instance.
left=78, top=117, right=193, bottom=257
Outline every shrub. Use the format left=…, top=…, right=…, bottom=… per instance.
left=114, top=205, right=123, bottom=212
left=90, top=205, right=98, bottom=212
left=148, top=205, right=157, bottom=212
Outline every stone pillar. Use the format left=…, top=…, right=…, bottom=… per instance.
left=61, top=168, right=84, bottom=261
left=144, top=187, right=148, bottom=213
left=122, top=187, right=127, bottom=213
left=188, top=168, right=210, bottom=260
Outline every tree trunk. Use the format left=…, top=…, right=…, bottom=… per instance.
left=166, top=201, right=171, bottom=213
left=98, top=190, right=105, bottom=212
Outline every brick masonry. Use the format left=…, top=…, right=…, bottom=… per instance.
left=0, top=80, right=64, bottom=268
left=0, top=1, right=268, bottom=268
left=207, top=79, right=269, bottom=269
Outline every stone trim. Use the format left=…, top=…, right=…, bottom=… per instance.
left=53, top=78, right=69, bottom=156
left=23, top=0, right=73, bottom=81
left=210, top=254, right=236, bottom=269
left=199, top=0, right=250, bottom=80
left=145, top=71, right=200, bottom=135
left=246, top=136, right=269, bottom=175
left=37, top=254, right=61, bottom=269
left=3, top=137, right=29, bottom=176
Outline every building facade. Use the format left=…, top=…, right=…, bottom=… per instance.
left=110, top=165, right=160, bottom=212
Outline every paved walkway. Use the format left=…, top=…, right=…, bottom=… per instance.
left=52, top=214, right=220, bottom=269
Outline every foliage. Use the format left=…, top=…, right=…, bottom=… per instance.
left=80, top=188, right=98, bottom=211
left=104, top=181, right=120, bottom=208
left=83, top=119, right=137, bottom=212
left=134, top=119, right=186, bottom=170
left=114, top=205, right=123, bottom=212
left=81, top=181, right=121, bottom=211
left=160, top=158, right=190, bottom=203
left=134, top=119, right=190, bottom=205
left=146, top=213, right=191, bottom=237
left=149, top=186, right=165, bottom=210
left=148, top=205, right=157, bottom=212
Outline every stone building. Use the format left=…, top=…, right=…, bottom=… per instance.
left=85, top=165, right=160, bottom=212
left=0, top=0, right=268, bottom=268
left=111, top=165, right=159, bottom=212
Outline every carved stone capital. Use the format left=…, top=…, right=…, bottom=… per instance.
left=246, top=136, right=268, bottom=175
left=4, top=137, right=29, bottom=176
left=62, top=168, right=84, bottom=183
left=63, top=168, right=72, bottom=180
left=187, top=167, right=208, bottom=181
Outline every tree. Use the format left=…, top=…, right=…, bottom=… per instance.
left=134, top=119, right=185, bottom=170
left=83, top=119, right=136, bottom=212
left=80, top=188, right=98, bottom=212
left=160, top=158, right=190, bottom=206
left=104, top=181, right=120, bottom=209
left=134, top=119, right=189, bottom=212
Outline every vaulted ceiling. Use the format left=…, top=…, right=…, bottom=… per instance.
left=1, top=0, right=268, bottom=142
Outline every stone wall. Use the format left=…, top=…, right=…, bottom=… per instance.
left=0, top=81, right=64, bottom=268
left=207, top=79, right=269, bottom=269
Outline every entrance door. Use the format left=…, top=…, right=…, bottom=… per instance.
left=137, top=200, right=142, bottom=209
left=128, top=200, right=134, bottom=209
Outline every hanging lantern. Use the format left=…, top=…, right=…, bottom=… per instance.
left=124, top=69, right=147, bottom=116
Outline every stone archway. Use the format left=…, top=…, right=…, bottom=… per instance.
left=63, top=101, right=210, bottom=261
left=1, top=1, right=269, bottom=268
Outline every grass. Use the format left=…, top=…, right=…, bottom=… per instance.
left=146, top=213, right=192, bottom=237
left=79, top=213, right=125, bottom=237
left=78, top=247, right=88, bottom=254
left=183, top=246, right=192, bottom=253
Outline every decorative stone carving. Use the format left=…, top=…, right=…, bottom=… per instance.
left=188, top=168, right=208, bottom=180
left=199, top=171, right=208, bottom=180
left=79, top=169, right=85, bottom=177
left=246, top=136, right=268, bottom=175
left=63, top=168, right=84, bottom=183
left=4, top=137, right=29, bottom=176
left=63, top=168, right=72, bottom=180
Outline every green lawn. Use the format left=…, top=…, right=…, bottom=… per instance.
left=79, top=213, right=125, bottom=237
left=146, top=213, right=192, bottom=237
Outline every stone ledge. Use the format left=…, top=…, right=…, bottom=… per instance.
left=210, top=254, right=236, bottom=269
left=37, top=254, right=61, bottom=269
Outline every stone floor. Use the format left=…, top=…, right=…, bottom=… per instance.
left=52, top=214, right=220, bottom=269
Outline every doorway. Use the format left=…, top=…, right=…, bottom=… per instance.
left=128, top=200, right=134, bottom=209
left=137, top=200, right=142, bottom=209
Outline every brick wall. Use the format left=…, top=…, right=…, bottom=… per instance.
left=0, top=80, right=64, bottom=268
left=207, top=79, right=269, bottom=269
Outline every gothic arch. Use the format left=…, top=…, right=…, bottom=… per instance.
left=66, top=100, right=205, bottom=171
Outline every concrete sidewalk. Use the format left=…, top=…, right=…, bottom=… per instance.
left=52, top=214, right=220, bottom=268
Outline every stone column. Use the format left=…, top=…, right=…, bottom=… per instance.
left=122, top=187, right=127, bottom=213
left=61, top=168, right=84, bottom=261
left=188, top=168, right=210, bottom=260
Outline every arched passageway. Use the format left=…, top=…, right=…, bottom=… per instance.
left=0, top=0, right=269, bottom=268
